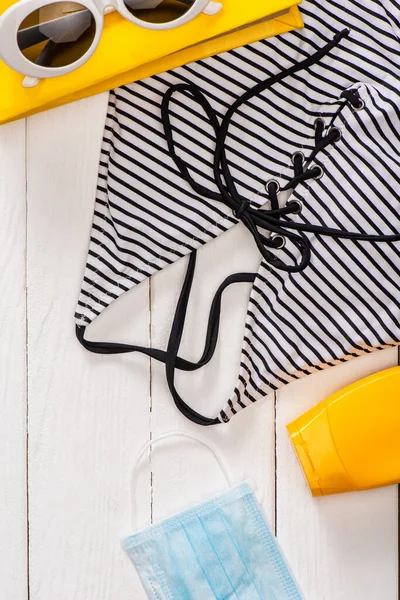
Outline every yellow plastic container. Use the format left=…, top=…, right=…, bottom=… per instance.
left=287, top=366, right=400, bottom=496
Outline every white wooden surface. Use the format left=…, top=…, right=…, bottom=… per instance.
left=0, top=96, right=398, bottom=600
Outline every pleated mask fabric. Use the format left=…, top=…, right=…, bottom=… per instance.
left=125, top=433, right=304, bottom=599
left=124, top=482, right=304, bottom=600
left=76, top=0, right=400, bottom=424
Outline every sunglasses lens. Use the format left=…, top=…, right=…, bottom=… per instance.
left=123, top=0, right=196, bottom=24
left=17, top=2, right=96, bottom=68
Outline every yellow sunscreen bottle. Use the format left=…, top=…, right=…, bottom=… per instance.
left=287, top=366, right=400, bottom=496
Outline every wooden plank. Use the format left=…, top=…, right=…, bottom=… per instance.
left=276, top=347, right=399, bottom=600
left=149, top=224, right=276, bottom=533
left=26, top=97, right=151, bottom=600
left=0, top=120, right=28, bottom=600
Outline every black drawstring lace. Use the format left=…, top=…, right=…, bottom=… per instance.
left=77, top=29, right=400, bottom=426
left=77, top=255, right=254, bottom=425
left=161, top=28, right=400, bottom=275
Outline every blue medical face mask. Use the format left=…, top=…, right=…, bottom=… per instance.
left=123, top=432, right=303, bottom=600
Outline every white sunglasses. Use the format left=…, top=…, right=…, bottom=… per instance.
left=0, top=0, right=222, bottom=87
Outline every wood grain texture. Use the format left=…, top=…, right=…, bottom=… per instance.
left=276, top=347, right=399, bottom=600
left=26, top=97, right=151, bottom=600
left=0, top=91, right=398, bottom=600
left=149, top=224, right=276, bottom=536
left=0, top=120, right=28, bottom=600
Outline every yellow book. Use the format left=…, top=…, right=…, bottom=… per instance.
left=0, top=0, right=303, bottom=124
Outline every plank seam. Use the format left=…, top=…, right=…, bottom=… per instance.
left=274, top=390, right=277, bottom=537
left=149, top=278, right=154, bottom=525
left=25, top=117, right=30, bottom=600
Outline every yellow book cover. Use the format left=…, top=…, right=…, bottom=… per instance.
left=0, top=0, right=303, bottom=123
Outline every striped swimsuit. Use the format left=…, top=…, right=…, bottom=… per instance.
left=76, top=0, right=400, bottom=424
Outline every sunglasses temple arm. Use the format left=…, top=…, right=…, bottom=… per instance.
left=17, top=25, right=48, bottom=51
left=19, top=29, right=56, bottom=87
left=17, top=9, right=92, bottom=51
left=34, top=39, right=59, bottom=67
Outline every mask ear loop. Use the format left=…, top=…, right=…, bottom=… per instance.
left=130, top=431, right=231, bottom=531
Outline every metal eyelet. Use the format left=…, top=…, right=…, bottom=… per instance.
left=309, top=164, right=324, bottom=179
left=288, top=199, right=303, bottom=214
left=328, top=126, right=342, bottom=143
left=265, top=179, right=280, bottom=194
left=353, top=99, right=365, bottom=111
left=291, top=151, right=305, bottom=164
left=271, top=234, right=286, bottom=249
left=314, top=117, right=325, bottom=130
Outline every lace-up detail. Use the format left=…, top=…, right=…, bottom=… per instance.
left=265, top=113, right=345, bottom=211
left=341, top=88, right=365, bottom=110
left=75, top=18, right=400, bottom=427
left=162, top=32, right=400, bottom=275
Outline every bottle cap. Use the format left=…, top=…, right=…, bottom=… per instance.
left=287, top=366, right=400, bottom=496
left=287, top=405, right=357, bottom=496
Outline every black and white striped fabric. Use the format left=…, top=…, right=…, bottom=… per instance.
left=76, top=0, right=400, bottom=423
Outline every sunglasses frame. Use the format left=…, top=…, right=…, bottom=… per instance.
left=0, top=0, right=222, bottom=79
